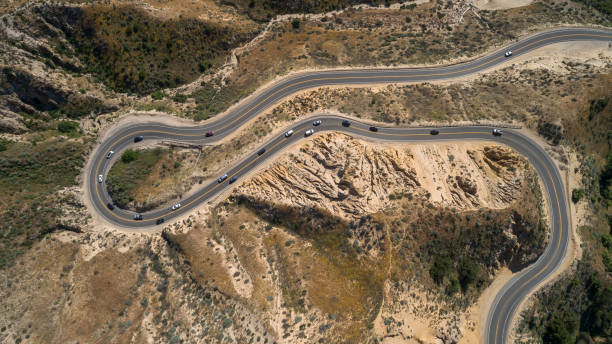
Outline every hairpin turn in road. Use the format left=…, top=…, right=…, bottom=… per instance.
left=86, top=27, right=611, bottom=344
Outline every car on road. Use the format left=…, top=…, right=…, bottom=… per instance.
left=504, top=50, right=512, bottom=57
left=106, top=150, right=114, bottom=159
left=229, top=176, right=237, bottom=184
left=98, top=174, right=103, bottom=183
left=342, top=120, right=351, bottom=127
left=107, top=203, right=115, bottom=210
left=134, top=136, right=144, bottom=142
left=305, top=129, right=314, bottom=136
left=492, top=128, right=503, bottom=136
left=257, top=148, right=266, bottom=156
left=206, top=131, right=214, bottom=137
left=313, top=120, right=321, bottom=126
left=171, top=203, right=181, bottom=210
left=133, top=214, right=143, bottom=220
left=156, top=218, right=165, bottom=225
left=218, top=174, right=228, bottom=183
left=430, top=129, right=439, bottom=135
left=369, top=126, right=378, bottom=132
left=284, top=129, right=294, bottom=137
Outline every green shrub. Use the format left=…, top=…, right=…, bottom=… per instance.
left=199, top=61, right=213, bottom=72
left=57, top=120, right=79, bottom=133
left=151, top=90, right=166, bottom=100
left=429, top=256, right=452, bottom=285
left=121, top=149, right=138, bottom=163
left=571, top=189, right=583, bottom=203
left=458, top=259, right=482, bottom=292
left=173, top=94, right=187, bottom=103
left=588, top=98, right=608, bottom=120
left=292, top=18, right=301, bottom=29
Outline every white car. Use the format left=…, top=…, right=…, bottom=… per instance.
left=504, top=50, right=512, bottom=57
left=305, top=129, right=314, bottom=137
left=171, top=203, right=181, bottom=210
left=106, top=150, right=114, bottom=159
left=284, top=129, right=294, bottom=137
left=313, top=120, right=321, bottom=126
left=98, top=175, right=103, bottom=183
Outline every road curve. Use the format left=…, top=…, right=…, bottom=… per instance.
left=86, top=27, right=611, bottom=344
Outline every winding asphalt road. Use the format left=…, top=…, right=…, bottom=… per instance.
left=86, top=27, right=612, bottom=344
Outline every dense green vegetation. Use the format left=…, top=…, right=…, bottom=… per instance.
left=106, top=148, right=164, bottom=209
left=524, top=261, right=612, bottom=343
left=600, top=153, right=612, bottom=205
left=421, top=207, right=545, bottom=296
left=0, top=136, right=89, bottom=268
left=573, top=0, right=612, bottom=16
left=46, top=5, right=254, bottom=95
left=524, top=96, right=612, bottom=343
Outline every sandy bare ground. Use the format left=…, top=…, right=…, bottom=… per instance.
left=473, top=0, right=534, bottom=10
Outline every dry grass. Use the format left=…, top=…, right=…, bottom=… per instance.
left=188, top=0, right=607, bottom=118
left=169, top=223, right=240, bottom=298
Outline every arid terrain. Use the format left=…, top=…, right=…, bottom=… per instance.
left=0, top=0, right=611, bottom=343
left=1, top=134, right=549, bottom=343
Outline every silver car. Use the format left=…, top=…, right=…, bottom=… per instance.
left=284, top=129, right=294, bottom=137
left=171, top=203, right=181, bottom=210
left=98, top=174, right=103, bottom=183
left=305, top=129, right=314, bottom=136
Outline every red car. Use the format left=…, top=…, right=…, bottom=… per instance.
left=205, top=131, right=214, bottom=137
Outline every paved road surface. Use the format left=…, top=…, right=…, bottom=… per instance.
left=86, top=27, right=611, bottom=344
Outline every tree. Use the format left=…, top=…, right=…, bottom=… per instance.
left=292, top=18, right=301, bottom=29
left=429, top=256, right=452, bottom=285
left=543, top=317, right=574, bottom=344
left=458, top=259, right=480, bottom=292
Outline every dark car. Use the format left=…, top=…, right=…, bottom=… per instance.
left=342, top=120, right=351, bottom=127
left=369, top=126, right=378, bottom=132
left=156, top=218, right=165, bottom=225
left=217, top=174, right=228, bottom=183
left=492, top=129, right=503, bottom=136
left=134, top=135, right=144, bottom=142
left=107, top=203, right=115, bottom=210
left=133, top=214, right=143, bottom=221
left=205, top=131, right=214, bottom=137
left=430, top=129, right=439, bottom=135
left=229, top=176, right=237, bottom=184
left=257, top=148, right=266, bottom=156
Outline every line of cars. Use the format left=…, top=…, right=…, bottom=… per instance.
left=101, top=123, right=503, bottom=224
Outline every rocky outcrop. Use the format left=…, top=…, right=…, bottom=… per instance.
left=237, top=133, right=420, bottom=217
left=237, top=134, right=529, bottom=218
